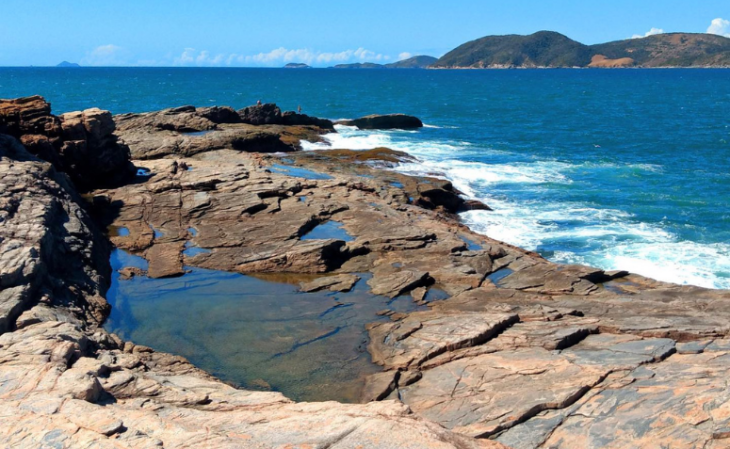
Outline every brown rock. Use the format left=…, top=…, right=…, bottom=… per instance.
left=299, top=273, right=360, bottom=292
left=368, top=270, right=432, bottom=298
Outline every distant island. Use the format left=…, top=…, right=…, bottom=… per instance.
left=329, top=32, right=730, bottom=69
left=284, top=63, right=311, bottom=69
left=56, top=61, right=80, bottom=68
left=431, top=31, right=730, bottom=68
left=331, top=55, right=437, bottom=69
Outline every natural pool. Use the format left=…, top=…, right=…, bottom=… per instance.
left=104, top=249, right=424, bottom=403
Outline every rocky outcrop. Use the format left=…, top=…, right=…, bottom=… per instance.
left=238, top=103, right=284, bottom=125
left=0, top=135, right=111, bottom=332
left=114, top=105, right=333, bottom=159
left=5, top=100, right=730, bottom=448
left=237, top=103, right=335, bottom=129
left=0, top=119, right=504, bottom=448
left=0, top=96, right=134, bottom=190
left=337, top=114, right=424, bottom=130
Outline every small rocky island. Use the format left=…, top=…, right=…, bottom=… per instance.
left=2, top=96, right=730, bottom=448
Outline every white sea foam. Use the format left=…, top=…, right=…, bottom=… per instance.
left=301, top=127, right=730, bottom=289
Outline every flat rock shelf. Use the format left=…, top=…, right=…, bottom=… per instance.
left=3, top=97, right=730, bottom=448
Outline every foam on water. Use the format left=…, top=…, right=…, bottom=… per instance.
left=304, top=126, right=730, bottom=290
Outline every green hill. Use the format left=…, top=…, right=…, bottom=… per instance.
left=590, top=33, right=730, bottom=67
left=385, top=55, right=438, bottom=68
left=433, top=31, right=592, bottom=68
left=433, top=31, right=730, bottom=68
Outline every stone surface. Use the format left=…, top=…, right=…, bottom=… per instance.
left=5, top=100, right=730, bottom=448
left=299, top=273, right=360, bottom=292
left=0, top=96, right=134, bottom=190
left=338, top=113, right=424, bottom=130
left=115, top=106, right=331, bottom=160
left=0, top=118, right=506, bottom=448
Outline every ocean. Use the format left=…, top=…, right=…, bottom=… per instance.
left=2, top=67, right=729, bottom=288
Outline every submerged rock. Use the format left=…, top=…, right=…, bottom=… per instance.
left=299, top=274, right=360, bottom=292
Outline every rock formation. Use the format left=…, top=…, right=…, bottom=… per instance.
left=3, top=97, right=730, bottom=448
left=337, top=114, right=424, bottom=130
left=114, top=103, right=334, bottom=160
left=0, top=96, right=135, bottom=190
left=0, top=107, right=501, bottom=448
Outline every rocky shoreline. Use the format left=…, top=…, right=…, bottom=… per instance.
left=2, top=96, right=730, bottom=448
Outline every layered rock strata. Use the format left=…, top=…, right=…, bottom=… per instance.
left=0, top=100, right=499, bottom=448
left=3, top=99, right=730, bottom=448
left=0, top=96, right=135, bottom=190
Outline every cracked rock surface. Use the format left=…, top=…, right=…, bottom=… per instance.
left=3, top=100, right=730, bottom=448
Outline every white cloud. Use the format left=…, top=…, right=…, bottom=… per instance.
left=398, top=52, right=413, bottom=61
left=632, top=28, right=664, bottom=39
left=707, top=18, right=730, bottom=37
left=81, top=44, right=128, bottom=66
left=173, top=47, right=388, bottom=67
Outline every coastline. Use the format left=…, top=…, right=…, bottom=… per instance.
left=3, top=98, right=730, bottom=447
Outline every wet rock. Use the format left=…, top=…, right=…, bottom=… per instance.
left=338, top=114, right=424, bottom=130
left=367, top=270, right=432, bottom=298
left=281, top=110, right=335, bottom=129
left=299, top=273, right=360, bottom=292
left=361, top=371, right=398, bottom=402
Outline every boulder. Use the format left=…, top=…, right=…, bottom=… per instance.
left=59, top=108, right=135, bottom=190
left=338, top=113, right=424, bottom=130
left=238, top=103, right=284, bottom=125
left=197, top=106, right=241, bottom=124
left=0, top=97, right=134, bottom=190
left=281, top=111, right=335, bottom=129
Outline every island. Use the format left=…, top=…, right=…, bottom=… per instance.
left=331, top=55, right=437, bottom=69
left=56, top=61, right=81, bottom=67
left=432, top=31, right=730, bottom=68
left=283, top=63, right=311, bottom=69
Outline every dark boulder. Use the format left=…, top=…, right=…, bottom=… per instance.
left=337, top=114, right=423, bottom=130
left=237, top=103, right=284, bottom=125
left=281, top=111, right=335, bottom=130
left=115, top=107, right=217, bottom=133
left=59, top=109, right=135, bottom=190
left=198, top=106, right=241, bottom=124
left=0, top=96, right=134, bottom=190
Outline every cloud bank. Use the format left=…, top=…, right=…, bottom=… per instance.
left=173, top=47, right=391, bottom=67
left=707, top=18, right=730, bottom=37
left=632, top=28, right=664, bottom=39
left=80, top=44, right=129, bottom=66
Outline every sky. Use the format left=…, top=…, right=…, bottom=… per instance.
left=1, top=1, right=729, bottom=67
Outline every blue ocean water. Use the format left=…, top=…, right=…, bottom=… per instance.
left=2, top=67, right=729, bottom=288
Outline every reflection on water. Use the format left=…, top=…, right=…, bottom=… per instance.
left=269, top=163, right=334, bottom=180
left=301, top=221, right=354, bottom=242
left=104, top=249, right=424, bottom=403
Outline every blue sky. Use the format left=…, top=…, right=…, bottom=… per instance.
left=2, top=0, right=729, bottom=67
